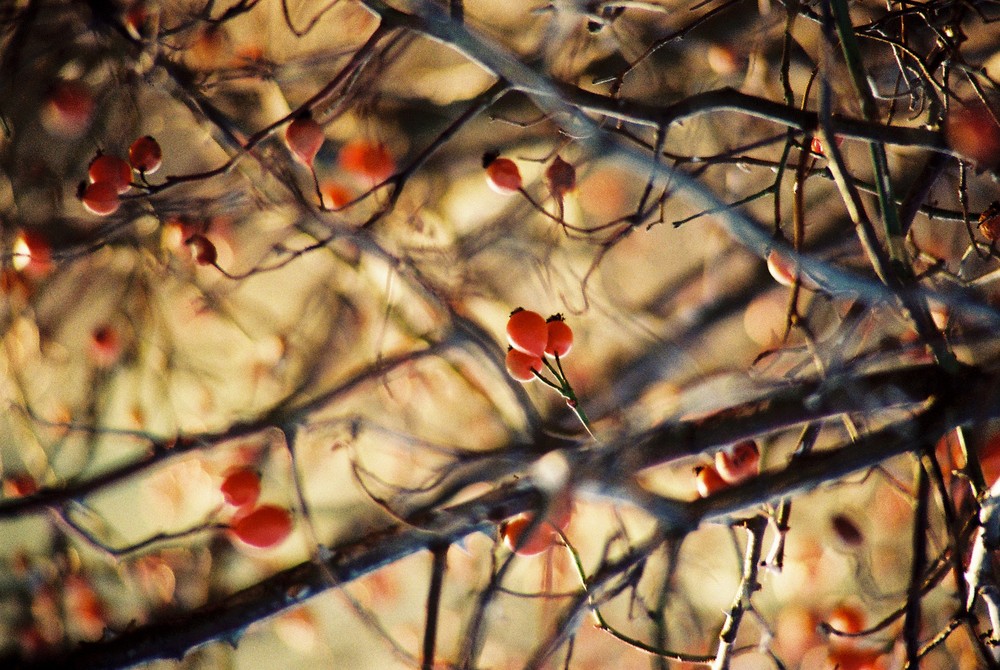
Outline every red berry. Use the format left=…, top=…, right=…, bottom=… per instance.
left=485, top=157, right=522, bottom=195
left=505, top=348, right=543, bottom=382
left=41, top=81, right=94, bottom=138
left=88, top=154, right=132, bottom=194
left=81, top=181, right=120, bottom=216
left=12, top=230, right=51, bottom=275
left=715, top=440, right=760, bottom=484
left=320, top=181, right=352, bottom=209
left=810, top=135, right=843, bottom=157
left=90, top=324, right=122, bottom=368
left=129, top=135, right=162, bottom=174
left=339, top=139, right=395, bottom=183
left=946, top=104, right=1000, bottom=170
left=545, top=155, right=576, bottom=200
left=545, top=315, right=573, bottom=357
left=501, top=514, right=558, bottom=556
left=4, top=474, right=38, bottom=498
left=185, top=234, right=217, bottom=265
left=221, top=469, right=261, bottom=508
left=286, top=116, right=325, bottom=166
left=231, top=505, right=293, bottom=548
left=694, top=465, right=727, bottom=498
left=506, top=308, right=547, bottom=357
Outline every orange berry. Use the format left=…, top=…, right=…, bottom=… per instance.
left=695, top=465, right=727, bottom=497
left=505, top=348, right=543, bottom=382
left=339, top=139, right=395, bottom=183
left=485, top=157, right=522, bottom=195
left=715, top=440, right=760, bottom=484
left=320, top=181, right=352, bottom=208
left=946, top=104, right=1000, bottom=170
left=185, top=234, right=217, bottom=265
left=81, top=181, right=120, bottom=216
left=501, top=514, right=558, bottom=556
left=827, top=604, right=866, bottom=647
left=3, top=474, right=38, bottom=498
left=286, top=116, right=325, bottom=167
left=506, top=308, right=548, bottom=357
left=231, top=505, right=293, bottom=548
left=129, top=135, right=162, bottom=174
left=221, top=469, right=261, bottom=508
left=544, top=315, right=573, bottom=358
left=810, top=135, right=843, bottom=157
left=88, top=154, right=132, bottom=194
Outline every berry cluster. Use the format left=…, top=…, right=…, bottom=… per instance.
left=79, top=136, right=162, bottom=216
left=219, top=468, right=293, bottom=549
left=504, top=308, right=589, bottom=431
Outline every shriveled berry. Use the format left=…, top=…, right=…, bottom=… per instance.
left=545, top=155, right=576, bottom=201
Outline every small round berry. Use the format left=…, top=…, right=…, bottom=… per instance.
left=81, top=181, right=120, bottom=216
left=185, top=234, right=217, bottom=265
left=694, top=465, right=727, bottom=498
left=810, top=135, right=843, bottom=157
left=231, top=505, right=293, bottom=548
left=221, top=469, right=261, bottom=508
left=286, top=116, right=325, bottom=166
left=12, top=230, right=52, bottom=275
left=41, top=81, right=94, bottom=138
left=125, top=2, right=152, bottom=40
left=501, top=514, right=558, bottom=556
left=89, top=154, right=132, bottom=194
left=505, top=348, right=543, bottom=382
left=485, top=157, right=522, bottom=195
left=826, top=604, right=866, bottom=646
left=320, top=181, right=352, bottom=209
left=339, top=139, right=395, bottom=183
left=545, top=315, right=573, bottom=358
left=129, top=135, right=162, bottom=174
left=90, top=324, right=123, bottom=368
left=766, top=248, right=819, bottom=291
left=545, top=155, right=576, bottom=200
left=946, top=104, right=1000, bottom=170
left=506, top=308, right=548, bottom=357
left=715, top=440, right=760, bottom=484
